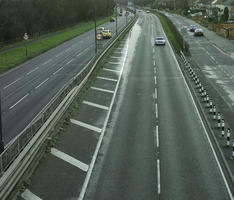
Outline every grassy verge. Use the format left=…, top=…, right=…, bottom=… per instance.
left=0, top=16, right=112, bottom=74
left=154, top=12, right=181, bottom=53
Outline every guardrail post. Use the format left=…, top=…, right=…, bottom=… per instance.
left=217, top=112, right=221, bottom=128
left=232, top=139, right=234, bottom=158
left=212, top=105, right=216, bottom=119
left=221, top=119, right=225, bottom=137
left=209, top=99, right=213, bottom=114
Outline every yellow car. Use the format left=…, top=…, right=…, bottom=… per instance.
left=102, top=30, right=111, bottom=39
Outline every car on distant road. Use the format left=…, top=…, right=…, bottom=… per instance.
left=189, top=25, right=197, bottom=32
left=97, top=27, right=106, bottom=33
left=146, top=10, right=150, bottom=13
left=119, top=13, right=123, bottom=16
left=101, top=30, right=111, bottom=39
left=110, top=18, right=115, bottom=22
left=155, top=37, right=166, bottom=45
left=194, top=28, right=204, bottom=36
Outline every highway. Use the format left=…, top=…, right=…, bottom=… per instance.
left=0, top=12, right=133, bottom=145
left=164, top=13, right=234, bottom=110
left=20, top=12, right=233, bottom=200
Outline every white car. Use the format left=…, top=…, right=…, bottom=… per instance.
left=155, top=37, right=166, bottom=45
left=97, top=27, right=106, bottom=33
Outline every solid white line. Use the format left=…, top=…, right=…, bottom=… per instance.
left=83, top=100, right=109, bottom=110
left=35, top=78, right=49, bottom=89
left=66, top=58, right=74, bottom=65
left=27, top=67, right=39, bottom=75
left=155, top=88, right=157, bottom=99
left=9, top=93, right=29, bottom=109
left=157, top=159, right=161, bottom=194
left=155, top=103, right=158, bottom=118
left=51, top=148, right=89, bottom=172
left=157, top=15, right=234, bottom=200
left=53, top=67, right=63, bottom=75
left=108, top=61, right=122, bottom=65
left=4, top=78, right=21, bottom=89
left=103, top=68, right=120, bottom=73
left=154, top=76, right=157, bottom=85
left=90, top=86, right=114, bottom=94
left=70, top=119, right=102, bottom=133
left=21, top=189, right=42, bottom=200
left=156, top=125, right=159, bottom=148
left=97, top=76, right=118, bottom=82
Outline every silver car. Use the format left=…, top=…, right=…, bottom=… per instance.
left=155, top=37, right=166, bottom=45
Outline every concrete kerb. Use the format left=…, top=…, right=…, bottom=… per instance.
left=0, top=15, right=138, bottom=200
left=179, top=51, right=234, bottom=186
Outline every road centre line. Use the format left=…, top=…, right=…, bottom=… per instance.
left=70, top=119, right=102, bottom=133
left=108, top=61, right=122, bottom=65
left=90, top=86, right=114, bottom=94
left=157, top=159, right=161, bottom=194
left=156, top=126, right=159, bottom=148
left=42, top=59, right=52, bottom=66
left=155, top=88, right=157, bottom=99
left=154, top=76, right=157, bottom=85
left=21, top=189, right=42, bottom=200
left=103, top=68, right=120, bottom=73
left=154, top=67, right=156, bottom=74
left=4, top=78, right=21, bottom=89
left=9, top=93, right=29, bottom=109
left=53, top=67, right=63, bottom=75
left=97, top=76, right=118, bottom=82
left=51, top=148, right=89, bottom=172
left=35, top=78, right=49, bottom=89
left=154, top=61, right=156, bottom=66
left=27, top=67, right=39, bottom=75
left=157, top=16, right=234, bottom=199
left=83, top=100, right=109, bottom=110
left=155, top=103, right=158, bottom=119
left=76, top=52, right=83, bottom=58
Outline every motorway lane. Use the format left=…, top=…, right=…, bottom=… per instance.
left=0, top=13, right=133, bottom=144
left=84, top=12, right=233, bottom=200
left=164, top=13, right=234, bottom=109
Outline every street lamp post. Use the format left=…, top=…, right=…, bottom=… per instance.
left=23, top=33, right=29, bottom=56
left=115, top=1, right=118, bottom=35
left=93, top=0, right=97, bottom=54
left=0, top=92, right=4, bottom=154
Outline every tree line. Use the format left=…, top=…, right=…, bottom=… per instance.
left=0, top=0, right=114, bottom=43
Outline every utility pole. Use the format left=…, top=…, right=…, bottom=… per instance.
left=93, top=0, right=97, bottom=54
left=0, top=92, right=4, bottom=154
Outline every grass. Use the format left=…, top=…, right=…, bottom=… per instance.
left=0, top=16, right=112, bottom=74
left=154, top=12, right=181, bottom=53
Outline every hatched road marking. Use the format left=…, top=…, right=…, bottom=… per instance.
left=97, top=76, right=118, bottom=82
left=21, top=189, right=42, bottom=200
left=103, top=68, right=120, bottom=73
left=70, top=119, right=102, bottom=133
left=91, top=86, right=114, bottom=94
left=83, top=100, right=109, bottom=110
left=51, top=148, right=89, bottom=172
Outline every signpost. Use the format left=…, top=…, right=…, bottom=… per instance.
left=23, top=33, right=29, bottom=56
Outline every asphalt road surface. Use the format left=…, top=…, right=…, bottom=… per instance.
left=19, top=11, right=233, bottom=200
left=84, top=12, right=233, bottom=200
left=0, top=12, right=133, bottom=145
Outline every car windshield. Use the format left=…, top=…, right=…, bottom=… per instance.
left=156, top=37, right=164, bottom=40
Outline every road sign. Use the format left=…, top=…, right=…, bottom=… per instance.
left=96, top=33, right=102, bottom=40
left=23, top=33, right=29, bottom=40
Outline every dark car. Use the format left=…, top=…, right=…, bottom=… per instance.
left=189, top=25, right=197, bottom=32
left=110, top=18, right=115, bottom=22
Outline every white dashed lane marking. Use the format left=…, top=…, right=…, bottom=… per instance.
left=27, top=67, right=39, bottom=75
left=9, top=93, right=29, bottom=109
left=35, top=78, right=49, bottom=89
left=4, top=78, right=21, bottom=89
